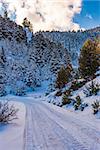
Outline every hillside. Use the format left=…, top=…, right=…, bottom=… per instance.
left=42, top=29, right=99, bottom=66
left=0, top=75, right=100, bottom=150
left=0, top=15, right=100, bottom=95
left=0, top=15, right=100, bottom=150
left=0, top=16, right=70, bottom=95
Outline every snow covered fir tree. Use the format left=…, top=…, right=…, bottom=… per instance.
left=0, top=47, right=6, bottom=96
left=0, top=1, right=100, bottom=149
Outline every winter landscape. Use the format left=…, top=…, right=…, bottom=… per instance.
left=0, top=0, right=100, bottom=150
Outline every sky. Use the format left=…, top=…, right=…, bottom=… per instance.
left=0, top=0, right=100, bottom=32
left=74, top=0, right=100, bottom=29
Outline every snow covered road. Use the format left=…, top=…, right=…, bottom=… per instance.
left=24, top=100, right=100, bottom=150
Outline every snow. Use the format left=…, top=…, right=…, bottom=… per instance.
left=0, top=75, right=100, bottom=150
left=5, top=89, right=96, bottom=150
left=46, top=76, right=100, bottom=106
left=24, top=98, right=100, bottom=150
left=0, top=100, right=26, bottom=150
left=24, top=28, right=32, bottom=42
left=72, top=76, right=100, bottom=98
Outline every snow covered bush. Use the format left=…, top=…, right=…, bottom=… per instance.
left=70, top=79, right=86, bottom=91
left=84, top=81, right=100, bottom=97
left=11, top=81, right=26, bottom=96
left=74, top=96, right=88, bottom=111
left=74, top=96, right=82, bottom=110
left=14, top=88, right=26, bottom=96
left=62, top=94, right=72, bottom=105
left=55, top=90, right=62, bottom=96
left=92, top=100, right=100, bottom=115
left=47, top=82, right=55, bottom=93
left=0, top=101, right=19, bottom=124
left=62, top=90, right=75, bottom=106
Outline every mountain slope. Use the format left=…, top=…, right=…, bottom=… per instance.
left=42, top=29, right=99, bottom=66
left=0, top=16, right=70, bottom=95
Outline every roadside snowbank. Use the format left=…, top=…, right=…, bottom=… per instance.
left=44, top=76, right=100, bottom=123
left=43, top=100, right=100, bottom=131
left=0, top=101, right=26, bottom=150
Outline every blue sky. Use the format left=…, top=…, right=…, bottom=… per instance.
left=74, top=0, right=100, bottom=29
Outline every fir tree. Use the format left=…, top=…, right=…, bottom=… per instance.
left=95, top=37, right=100, bottom=65
left=2, top=2, right=8, bottom=19
left=55, top=63, right=72, bottom=89
left=0, top=47, right=6, bottom=96
left=79, top=39, right=99, bottom=78
left=22, top=18, right=33, bottom=32
left=55, top=66, right=67, bottom=89
left=66, top=63, right=73, bottom=80
left=4, top=10, right=8, bottom=18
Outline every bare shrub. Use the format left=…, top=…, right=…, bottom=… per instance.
left=0, top=101, right=19, bottom=124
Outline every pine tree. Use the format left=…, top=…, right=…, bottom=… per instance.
left=0, top=47, right=6, bottom=96
left=55, top=66, right=67, bottom=89
left=22, top=18, right=33, bottom=32
left=4, top=10, right=8, bottom=18
left=95, top=37, right=100, bottom=65
left=66, top=63, right=73, bottom=79
left=55, top=63, right=73, bottom=89
left=79, top=39, right=99, bottom=78
left=2, top=2, right=8, bottom=19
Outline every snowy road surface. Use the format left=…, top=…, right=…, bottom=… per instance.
left=24, top=99, right=100, bottom=150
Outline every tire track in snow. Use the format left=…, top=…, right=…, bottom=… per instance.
left=24, top=106, right=35, bottom=150
left=24, top=101, right=90, bottom=150
left=40, top=102, right=100, bottom=150
left=36, top=103, right=88, bottom=150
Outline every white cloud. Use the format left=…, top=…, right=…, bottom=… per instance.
left=0, top=0, right=82, bottom=32
left=86, top=14, right=93, bottom=20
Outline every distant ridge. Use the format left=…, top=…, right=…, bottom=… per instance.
left=86, top=26, right=100, bottom=33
